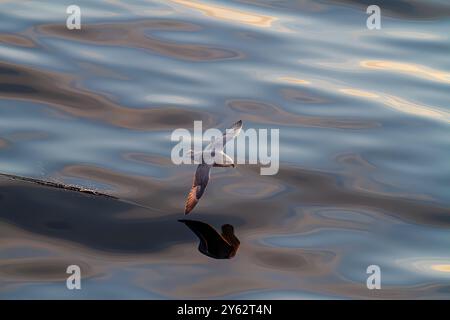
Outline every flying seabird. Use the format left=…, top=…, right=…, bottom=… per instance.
left=179, top=219, right=240, bottom=259
left=184, top=120, right=242, bottom=215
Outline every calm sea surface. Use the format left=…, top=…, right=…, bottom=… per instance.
left=0, top=0, right=449, bottom=299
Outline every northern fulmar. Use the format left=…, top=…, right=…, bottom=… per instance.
left=184, top=120, right=242, bottom=214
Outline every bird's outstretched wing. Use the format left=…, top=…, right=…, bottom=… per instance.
left=206, top=120, right=242, bottom=152
left=185, top=164, right=211, bottom=214
left=223, top=120, right=243, bottom=144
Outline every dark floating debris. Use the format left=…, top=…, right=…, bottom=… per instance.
left=179, top=219, right=240, bottom=259
left=0, top=173, right=117, bottom=199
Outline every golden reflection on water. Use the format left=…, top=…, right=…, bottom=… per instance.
left=431, top=265, right=450, bottom=273
left=338, top=88, right=379, bottom=99
left=339, top=87, right=450, bottom=123
left=382, top=95, right=450, bottom=123
left=398, top=258, right=450, bottom=277
left=336, top=86, right=449, bottom=124
left=360, top=60, right=450, bottom=84
left=170, top=0, right=276, bottom=28
left=278, top=77, right=311, bottom=85
left=281, top=74, right=450, bottom=124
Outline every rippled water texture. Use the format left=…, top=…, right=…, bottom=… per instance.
left=0, top=0, right=449, bottom=299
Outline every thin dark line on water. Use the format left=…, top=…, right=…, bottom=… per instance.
left=0, top=173, right=165, bottom=213
left=0, top=173, right=118, bottom=199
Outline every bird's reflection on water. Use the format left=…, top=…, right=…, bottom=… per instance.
left=179, top=220, right=240, bottom=259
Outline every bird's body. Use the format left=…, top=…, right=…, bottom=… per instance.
left=184, top=120, right=242, bottom=214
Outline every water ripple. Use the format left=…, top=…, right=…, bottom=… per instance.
left=0, top=0, right=449, bottom=299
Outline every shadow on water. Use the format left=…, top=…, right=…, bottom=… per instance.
left=0, top=174, right=242, bottom=254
